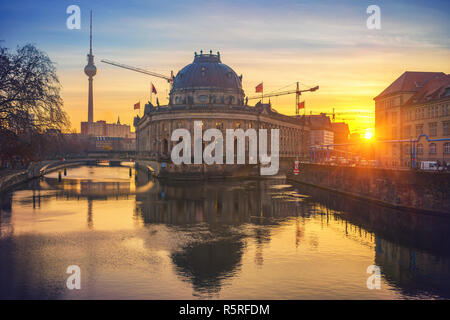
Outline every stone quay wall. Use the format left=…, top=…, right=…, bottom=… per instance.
left=287, top=163, right=450, bottom=215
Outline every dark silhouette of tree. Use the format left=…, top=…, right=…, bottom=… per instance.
left=0, top=44, right=70, bottom=133
left=0, top=44, right=70, bottom=165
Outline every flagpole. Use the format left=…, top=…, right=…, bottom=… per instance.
left=262, top=81, right=264, bottom=104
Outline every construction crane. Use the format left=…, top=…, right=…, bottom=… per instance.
left=326, top=108, right=374, bottom=122
left=101, top=59, right=174, bottom=84
left=247, top=82, right=319, bottom=115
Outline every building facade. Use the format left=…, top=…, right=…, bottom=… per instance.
left=303, top=113, right=335, bottom=147
left=81, top=118, right=135, bottom=139
left=401, top=74, right=450, bottom=167
left=135, top=51, right=310, bottom=174
left=374, top=71, right=448, bottom=167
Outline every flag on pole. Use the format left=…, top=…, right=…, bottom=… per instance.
left=134, top=101, right=140, bottom=110
left=255, top=82, right=263, bottom=93
left=297, top=101, right=305, bottom=110
left=151, top=84, right=157, bottom=94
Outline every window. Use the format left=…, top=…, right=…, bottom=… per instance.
left=198, top=95, right=209, bottom=103
left=392, top=144, right=397, bottom=156
left=415, top=124, right=423, bottom=137
left=403, top=125, right=411, bottom=138
left=445, top=143, right=450, bottom=154
left=417, top=143, right=423, bottom=155
left=429, top=122, right=437, bottom=137
left=391, top=127, right=397, bottom=139
left=429, top=143, right=437, bottom=154
left=405, top=145, right=410, bottom=155
left=443, top=121, right=450, bottom=136
left=391, top=112, right=398, bottom=123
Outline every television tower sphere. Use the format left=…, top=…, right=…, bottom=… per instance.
left=84, top=63, right=97, bottom=77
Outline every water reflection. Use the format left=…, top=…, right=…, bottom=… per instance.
left=0, top=165, right=450, bottom=299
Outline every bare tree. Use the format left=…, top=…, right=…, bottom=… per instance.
left=0, top=44, right=70, bottom=134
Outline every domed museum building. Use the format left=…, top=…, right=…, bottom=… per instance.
left=134, top=51, right=310, bottom=178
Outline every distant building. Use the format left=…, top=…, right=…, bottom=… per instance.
left=304, top=113, right=334, bottom=147
left=81, top=118, right=135, bottom=139
left=374, top=71, right=446, bottom=167
left=94, top=136, right=136, bottom=152
left=331, top=122, right=350, bottom=145
left=79, top=11, right=136, bottom=145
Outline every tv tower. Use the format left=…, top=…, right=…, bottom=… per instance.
left=84, top=10, right=97, bottom=123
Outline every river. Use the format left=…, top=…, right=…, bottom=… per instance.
left=0, top=164, right=449, bottom=299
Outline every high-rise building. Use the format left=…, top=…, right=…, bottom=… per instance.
left=79, top=12, right=135, bottom=141
left=84, top=10, right=96, bottom=123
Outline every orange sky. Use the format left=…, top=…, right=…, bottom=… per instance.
left=3, top=1, right=449, bottom=136
left=60, top=47, right=450, bottom=135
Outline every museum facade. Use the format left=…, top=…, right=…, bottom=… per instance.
left=134, top=51, right=310, bottom=176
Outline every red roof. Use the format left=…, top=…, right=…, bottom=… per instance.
left=374, top=71, right=445, bottom=100
left=405, top=74, right=450, bottom=105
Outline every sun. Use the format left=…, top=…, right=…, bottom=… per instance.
left=364, top=131, right=374, bottom=140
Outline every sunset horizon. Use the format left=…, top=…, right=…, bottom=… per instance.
left=1, top=0, right=450, bottom=307
left=2, top=0, right=449, bottom=135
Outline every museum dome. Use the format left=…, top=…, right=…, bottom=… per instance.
left=171, top=51, right=243, bottom=92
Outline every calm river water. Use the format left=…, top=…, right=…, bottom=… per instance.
left=1, top=165, right=449, bottom=299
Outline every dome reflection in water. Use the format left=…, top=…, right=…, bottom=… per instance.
left=0, top=165, right=449, bottom=299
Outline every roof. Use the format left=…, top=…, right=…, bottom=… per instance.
left=374, top=71, right=445, bottom=100
left=405, top=74, right=450, bottom=105
left=137, top=102, right=307, bottom=128
left=331, top=122, right=349, bottom=134
left=171, top=52, right=243, bottom=93
left=304, top=114, right=332, bottom=130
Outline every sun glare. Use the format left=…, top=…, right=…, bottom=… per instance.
left=364, top=131, right=374, bottom=140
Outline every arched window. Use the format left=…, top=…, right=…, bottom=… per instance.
left=429, top=143, right=436, bottom=154
left=445, top=143, right=450, bottom=154
left=417, top=143, right=423, bottom=155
